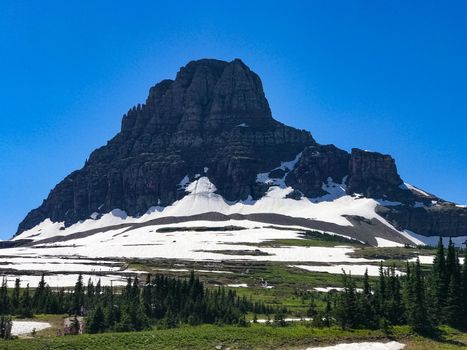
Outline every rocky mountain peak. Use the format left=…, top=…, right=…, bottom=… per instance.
left=121, top=58, right=274, bottom=136
left=14, top=59, right=467, bottom=240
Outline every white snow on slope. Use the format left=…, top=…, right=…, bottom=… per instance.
left=400, top=183, right=430, bottom=197
left=15, top=176, right=410, bottom=244
left=178, top=175, right=190, bottom=189
left=305, top=341, right=405, bottom=350
left=0, top=257, right=120, bottom=272
left=256, top=152, right=302, bottom=188
left=375, top=237, right=404, bottom=247
left=11, top=321, right=51, bottom=336
left=3, top=226, right=377, bottom=262
left=2, top=274, right=128, bottom=288
left=399, top=230, right=425, bottom=246
left=311, top=177, right=348, bottom=202
left=292, top=264, right=404, bottom=276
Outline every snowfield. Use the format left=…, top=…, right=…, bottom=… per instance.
left=11, top=321, right=51, bottom=336
left=292, top=264, right=404, bottom=277
left=0, top=174, right=443, bottom=287
left=13, top=176, right=419, bottom=247
left=2, top=273, right=129, bottom=288
left=0, top=257, right=121, bottom=273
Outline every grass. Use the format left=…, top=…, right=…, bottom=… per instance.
left=256, top=238, right=351, bottom=248
left=349, top=246, right=435, bottom=260
left=2, top=323, right=466, bottom=350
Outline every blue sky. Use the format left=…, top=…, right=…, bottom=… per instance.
left=0, top=1, right=466, bottom=239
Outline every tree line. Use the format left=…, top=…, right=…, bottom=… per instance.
left=307, top=238, right=467, bottom=333
left=1, top=237, right=466, bottom=336
left=0, top=271, right=277, bottom=334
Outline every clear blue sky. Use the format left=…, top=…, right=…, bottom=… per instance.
left=1, top=1, right=466, bottom=239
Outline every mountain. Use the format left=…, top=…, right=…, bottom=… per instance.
left=12, top=58, right=467, bottom=247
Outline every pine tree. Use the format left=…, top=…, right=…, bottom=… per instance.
left=142, top=274, right=152, bottom=316
left=0, top=277, right=9, bottom=315
left=95, top=279, right=102, bottom=297
left=73, top=274, right=84, bottom=315
left=19, top=284, right=33, bottom=318
left=431, top=237, right=447, bottom=323
left=461, top=245, right=467, bottom=328
left=87, top=305, right=106, bottom=333
left=33, top=274, right=46, bottom=312
left=405, top=258, right=432, bottom=334
left=86, top=278, right=95, bottom=304
left=360, top=269, right=377, bottom=328
left=335, top=271, right=359, bottom=329
left=444, top=241, right=462, bottom=328
left=12, top=278, right=21, bottom=312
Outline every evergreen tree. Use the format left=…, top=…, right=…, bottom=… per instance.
left=444, top=240, right=462, bottom=328
left=431, top=237, right=447, bottom=323
left=87, top=305, right=106, bottom=333
left=73, top=274, right=84, bottom=315
left=361, top=268, right=377, bottom=328
left=335, top=271, right=359, bottom=329
left=12, top=278, right=21, bottom=311
left=142, top=274, right=152, bottom=316
left=0, top=277, right=9, bottom=315
left=405, top=258, right=432, bottom=333
left=462, top=245, right=467, bottom=328
left=33, top=274, right=46, bottom=312
left=19, top=284, right=33, bottom=318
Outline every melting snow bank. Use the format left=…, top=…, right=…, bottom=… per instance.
left=313, top=287, right=363, bottom=293
left=305, top=341, right=405, bottom=350
left=253, top=317, right=312, bottom=323
left=11, top=321, right=51, bottom=336
left=14, top=176, right=415, bottom=247
left=375, top=237, right=404, bottom=247
left=292, top=264, right=405, bottom=276
left=227, top=283, right=248, bottom=288
left=2, top=274, right=128, bottom=288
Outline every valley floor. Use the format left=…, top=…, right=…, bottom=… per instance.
left=1, top=323, right=467, bottom=350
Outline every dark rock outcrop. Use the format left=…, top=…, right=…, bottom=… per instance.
left=15, top=58, right=467, bottom=239
left=376, top=204, right=467, bottom=237
left=17, top=59, right=314, bottom=234
left=285, top=145, right=349, bottom=197
left=347, top=148, right=403, bottom=198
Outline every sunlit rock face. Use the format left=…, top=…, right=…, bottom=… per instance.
left=15, top=58, right=467, bottom=239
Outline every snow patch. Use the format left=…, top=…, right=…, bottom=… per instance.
left=375, top=237, right=404, bottom=247
left=313, top=287, right=363, bottom=293
left=400, top=183, right=430, bottom=197
left=256, top=152, right=302, bottom=188
left=11, top=321, right=51, bottom=336
left=292, top=264, right=404, bottom=276
left=312, top=177, right=348, bottom=202
left=178, top=175, right=190, bottom=189
left=227, top=283, right=248, bottom=288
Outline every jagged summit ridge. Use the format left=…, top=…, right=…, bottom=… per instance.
left=121, top=58, right=274, bottom=134
left=17, top=59, right=315, bottom=234
left=15, top=58, right=467, bottom=240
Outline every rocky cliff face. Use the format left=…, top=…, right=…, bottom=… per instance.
left=16, top=58, right=467, bottom=238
